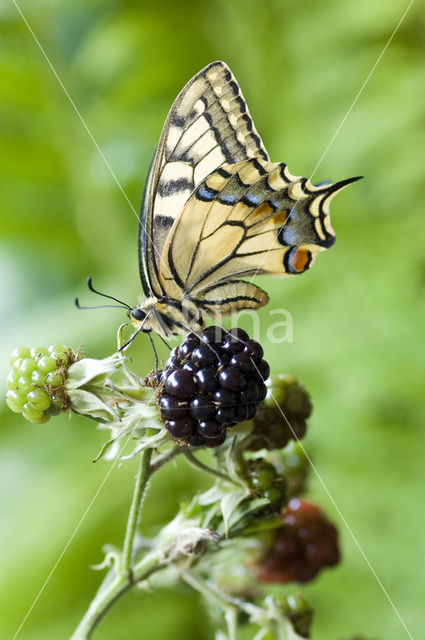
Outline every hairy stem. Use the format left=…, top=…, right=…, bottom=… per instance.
left=150, top=444, right=182, bottom=474
left=122, top=447, right=153, bottom=574
left=71, top=444, right=155, bottom=639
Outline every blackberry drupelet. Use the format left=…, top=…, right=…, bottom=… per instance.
left=155, top=327, right=270, bottom=447
left=256, top=498, right=340, bottom=584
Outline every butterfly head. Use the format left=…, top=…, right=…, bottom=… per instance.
left=130, top=298, right=175, bottom=337
left=130, top=307, right=146, bottom=322
left=130, top=305, right=151, bottom=332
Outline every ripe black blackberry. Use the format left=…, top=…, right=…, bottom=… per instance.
left=155, top=327, right=270, bottom=447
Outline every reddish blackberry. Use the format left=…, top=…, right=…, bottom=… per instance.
left=255, top=498, right=340, bottom=584
left=155, top=327, right=269, bottom=447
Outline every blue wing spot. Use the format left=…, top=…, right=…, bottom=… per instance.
left=197, top=185, right=217, bottom=202
left=278, top=226, right=298, bottom=246
left=268, top=198, right=279, bottom=212
left=241, top=193, right=260, bottom=207
left=219, top=193, right=237, bottom=205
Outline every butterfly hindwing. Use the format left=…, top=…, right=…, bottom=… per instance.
left=199, top=280, right=269, bottom=316
left=158, top=160, right=359, bottom=310
left=138, top=61, right=269, bottom=299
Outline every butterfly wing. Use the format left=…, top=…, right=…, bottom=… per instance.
left=138, top=61, right=269, bottom=298
left=158, top=159, right=360, bottom=314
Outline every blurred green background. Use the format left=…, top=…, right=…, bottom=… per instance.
left=1, top=0, right=424, bottom=638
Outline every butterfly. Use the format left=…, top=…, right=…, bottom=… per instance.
left=130, top=61, right=360, bottom=339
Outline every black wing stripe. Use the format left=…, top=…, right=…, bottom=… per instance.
left=202, top=294, right=263, bottom=306
left=141, top=61, right=270, bottom=300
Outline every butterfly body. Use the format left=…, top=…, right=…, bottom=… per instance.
left=131, top=295, right=204, bottom=338
left=132, top=61, right=360, bottom=338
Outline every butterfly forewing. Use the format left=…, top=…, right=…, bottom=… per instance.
left=138, top=61, right=269, bottom=298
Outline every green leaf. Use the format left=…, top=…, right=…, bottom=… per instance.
left=198, top=484, right=228, bottom=507
left=68, top=389, right=118, bottom=420
left=224, top=497, right=269, bottom=536
left=220, top=487, right=250, bottom=536
left=66, top=356, right=120, bottom=389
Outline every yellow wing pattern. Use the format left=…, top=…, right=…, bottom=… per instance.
left=157, top=159, right=359, bottom=314
left=139, top=61, right=269, bottom=298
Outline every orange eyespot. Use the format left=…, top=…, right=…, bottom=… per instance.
left=284, top=247, right=312, bottom=274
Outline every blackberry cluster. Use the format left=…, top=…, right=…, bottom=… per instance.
left=6, top=345, right=74, bottom=424
left=248, top=374, right=312, bottom=451
left=156, top=327, right=270, bottom=448
left=256, top=498, right=340, bottom=584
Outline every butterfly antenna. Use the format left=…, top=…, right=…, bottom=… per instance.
left=74, top=298, right=129, bottom=311
left=85, top=277, right=132, bottom=310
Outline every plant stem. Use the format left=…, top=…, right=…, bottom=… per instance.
left=224, top=608, right=238, bottom=640
left=150, top=445, right=182, bottom=474
left=183, top=450, right=238, bottom=485
left=181, top=570, right=240, bottom=640
left=122, top=447, right=153, bottom=574
left=71, top=445, right=154, bottom=639
left=70, top=551, right=162, bottom=640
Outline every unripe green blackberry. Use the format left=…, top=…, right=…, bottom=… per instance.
left=248, top=375, right=312, bottom=451
left=269, top=441, right=309, bottom=498
left=255, top=498, right=340, bottom=584
left=246, top=459, right=287, bottom=514
left=6, top=344, right=77, bottom=424
left=154, top=327, right=270, bottom=447
left=268, top=594, right=313, bottom=638
left=281, top=594, right=314, bottom=638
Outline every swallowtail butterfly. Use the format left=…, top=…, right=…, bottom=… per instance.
left=131, top=61, right=359, bottom=338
